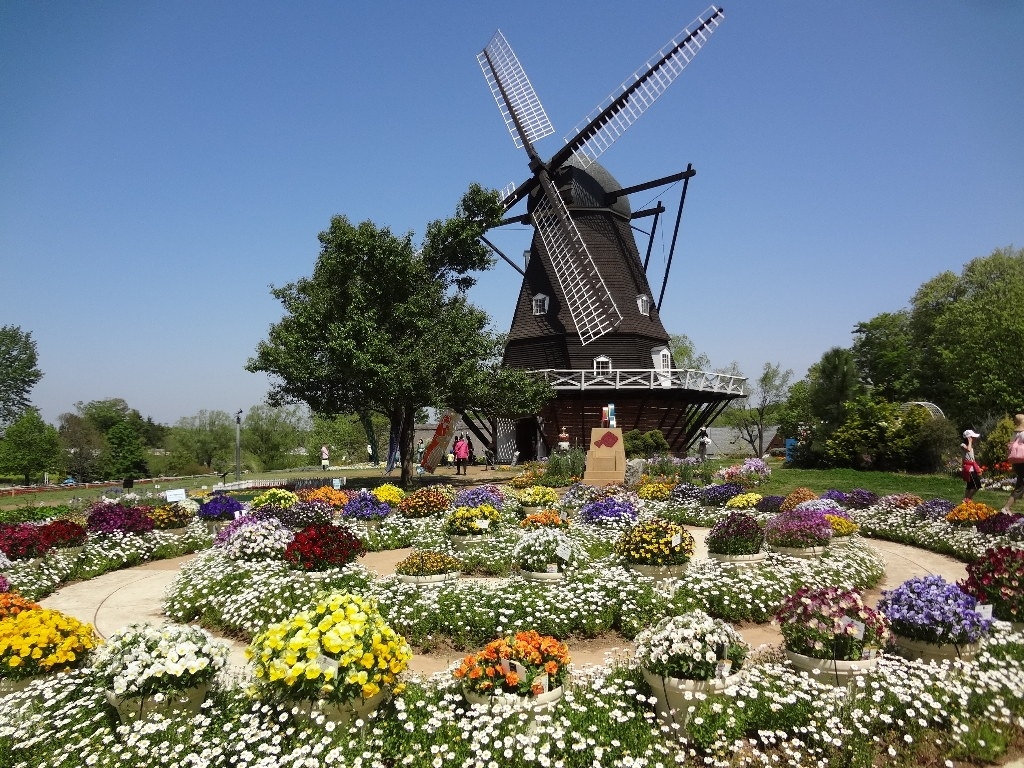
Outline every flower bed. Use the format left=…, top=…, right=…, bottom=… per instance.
left=878, top=575, right=992, bottom=645
left=705, top=512, right=764, bottom=556
left=775, top=585, right=889, bottom=660
left=453, top=630, right=570, bottom=698
left=960, top=546, right=1024, bottom=623
left=397, top=487, right=449, bottom=518
left=765, top=509, right=833, bottom=549
left=614, top=517, right=694, bottom=566
left=283, top=524, right=365, bottom=571
left=198, top=493, right=244, bottom=521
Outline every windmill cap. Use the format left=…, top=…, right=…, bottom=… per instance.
left=963, top=429, right=980, bottom=439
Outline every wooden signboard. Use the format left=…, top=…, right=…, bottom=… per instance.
left=583, top=428, right=625, bottom=486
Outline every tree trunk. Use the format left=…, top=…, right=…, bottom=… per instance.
left=399, top=404, right=416, bottom=487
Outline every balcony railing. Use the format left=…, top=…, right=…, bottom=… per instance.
left=534, top=368, right=746, bottom=395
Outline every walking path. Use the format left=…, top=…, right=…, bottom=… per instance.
left=40, top=532, right=972, bottom=676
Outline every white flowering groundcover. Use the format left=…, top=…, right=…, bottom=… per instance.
left=1, top=495, right=1023, bottom=767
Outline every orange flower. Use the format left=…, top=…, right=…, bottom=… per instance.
left=505, top=671, right=519, bottom=687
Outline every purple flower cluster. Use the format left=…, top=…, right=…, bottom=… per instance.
left=669, top=483, right=702, bottom=504
left=213, top=515, right=264, bottom=546
left=1007, top=518, right=1024, bottom=542
left=560, top=482, right=609, bottom=509
left=792, top=498, right=844, bottom=514
left=87, top=504, right=155, bottom=535
left=270, top=500, right=334, bottom=530
left=700, top=483, right=743, bottom=506
left=764, top=509, right=833, bottom=548
left=820, top=489, right=849, bottom=505
left=878, top=575, right=992, bottom=645
left=914, top=498, right=955, bottom=520
left=341, top=489, right=391, bottom=521
left=199, top=493, right=244, bottom=521
left=845, top=489, right=879, bottom=509
left=705, top=512, right=765, bottom=555
left=579, top=497, right=638, bottom=526
left=755, top=495, right=785, bottom=514
left=976, top=511, right=1024, bottom=536
left=0, top=574, right=9, bottom=593
left=453, top=485, right=504, bottom=509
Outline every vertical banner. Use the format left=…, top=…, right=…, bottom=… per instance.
left=421, top=410, right=458, bottom=473
left=385, top=419, right=403, bottom=475
left=607, top=403, right=616, bottom=429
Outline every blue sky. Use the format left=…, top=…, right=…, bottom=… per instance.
left=3, top=1, right=1022, bottom=426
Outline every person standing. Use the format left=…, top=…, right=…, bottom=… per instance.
left=960, top=429, right=982, bottom=502
left=416, top=439, right=425, bottom=463
left=320, top=445, right=330, bottom=470
left=1004, top=414, right=1024, bottom=512
left=453, top=434, right=470, bottom=476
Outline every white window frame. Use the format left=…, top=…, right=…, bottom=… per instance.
left=636, top=294, right=651, bottom=316
left=532, top=293, right=549, bottom=315
left=593, top=355, right=612, bottom=374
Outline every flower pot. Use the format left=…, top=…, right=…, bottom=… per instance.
left=770, top=545, right=827, bottom=559
left=463, top=685, right=563, bottom=711
left=292, top=687, right=388, bottom=725
left=829, top=535, right=855, bottom=547
left=627, top=563, right=688, bottom=580
left=448, top=533, right=492, bottom=552
left=706, top=551, right=767, bottom=568
left=641, top=668, right=742, bottom=729
left=105, top=682, right=210, bottom=723
left=204, top=520, right=230, bottom=535
left=520, top=568, right=564, bottom=582
left=395, top=571, right=461, bottom=585
left=162, top=527, right=188, bottom=537
left=890, top=634, right=980, bottom=664
left=521, top=506, right=543, bottom=515
left=784, top=649, right=880, bottom=686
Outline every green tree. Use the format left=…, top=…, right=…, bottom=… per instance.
left=720, top=362, right=793, bottom=457
left=104, top=421, right=149, bottom=480
left=0, top=409, right=61, bottom=484
left=75, top=398, right=167, bottom=448
left=241, top=404, right=310, bottom=471
left=57, top=412, right=105, bottom=482
left=851, top=311, right=920, bottom=402
left=668, top=333, right=711, bottom=371
left=0, top=325, right=43, bottom=429
left=623, top=429, right=671, bottom=458
left=308, top=412, right=389, bottom=466
left=248, top=184, right=552, bottom=485
left=809, top=347, right=863, bottom=428
left=168, top=410, right=235, bottom=471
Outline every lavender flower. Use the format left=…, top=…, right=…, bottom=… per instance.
left=669, top=483, right=702, bottom=504
left=792, top=498, right=844, bottom=514
left=198, top=493, right=244, bottom=521
left=764, top=509, right=833, bottom=548
left=820, top=489, right=849, bottom=506
left=705, top=512, right=765, bottom=555
left=87, top=504, right=155, bottom=535
left=453, top=485, right=504, bottom=509
left=914, top=498, right=955, bottom=520
left=0, top=574, right=9, bottom=593
left=846, top=489, right=879, bottom=509
left=341, top=489, right=391, bottom=521
left=560, top=482, right=609, bottom=509
left=975, top=511, right=1024, bottom=536
left=755, top=495, right=785, bottom=514
left=579, top=497, right=638, bottom=527
left=878, top=575, right=992, bottom=645
left=700, top=483, right=743, bottom=507
left=270, top=500, right=334, bottom=529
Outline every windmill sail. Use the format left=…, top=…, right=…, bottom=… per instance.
left=477, top=30, right=555, bottom=150
left=532, top=179, right=622, bottom=346
left=560, top=5, right=725, bottom=169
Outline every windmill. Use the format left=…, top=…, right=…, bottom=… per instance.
left=466, top=5, right=746, bottom=461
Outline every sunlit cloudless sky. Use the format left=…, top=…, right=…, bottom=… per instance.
left=3, top=1, right=1022, bottom=426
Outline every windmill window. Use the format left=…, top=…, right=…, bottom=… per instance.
left=532, top=293, right=549, bottom=315
left=593, top=356, right=612, bottom=374
left=660, top=350, right=671, bottom=371
left=637, top=294, right=651, bottom=316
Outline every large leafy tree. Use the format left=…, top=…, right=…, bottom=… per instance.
left=248, top=184, right=552, bottom=484
left=851, top=311, right=920, bottom=402
left=104, top=421, right=149, bottom=480
left=0, top=325, right=43, bottom=429
left=75, top=398, right=167, bottom=448
left=57, top=412, right=105, bottom=482
left=241, top=404, right=310, bottom=471
left=168, top=410, right=235, bottom=471
left=0, top=409, right=61, bottom=484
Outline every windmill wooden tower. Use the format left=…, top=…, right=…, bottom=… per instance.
left=466, top=5, right=745, bottom=461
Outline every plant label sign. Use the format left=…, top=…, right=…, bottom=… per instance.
left=476, top=519, right=490, bottom=529
left=165, top=489, right=187, bottom=503
left=532, top=672, right=550, bottom=693
left=546, top=562, right=559, bottom=573
left=861, top=645, right=879, bottom=660
left=975, top=603, right=993, bottom=620
left=715, top=659, right=732, bottom=679
left=839, top=616, right=866, bottom=640
left=670, top=533, right=682, bottom=548
left=555, top=544, right=572, bottom=561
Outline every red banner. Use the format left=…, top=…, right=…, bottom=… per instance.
left=421, top=411, right=457, bottom=473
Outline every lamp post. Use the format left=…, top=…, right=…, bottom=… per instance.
left=235, top=410, right=243, bottom=481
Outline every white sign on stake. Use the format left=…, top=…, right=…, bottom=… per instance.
left=165, top=489, right=187, bottom=503
left=975, top=603, right=993, bottom=620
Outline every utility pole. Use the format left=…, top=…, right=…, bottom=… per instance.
left=235, top=410, right=243, bottom=481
